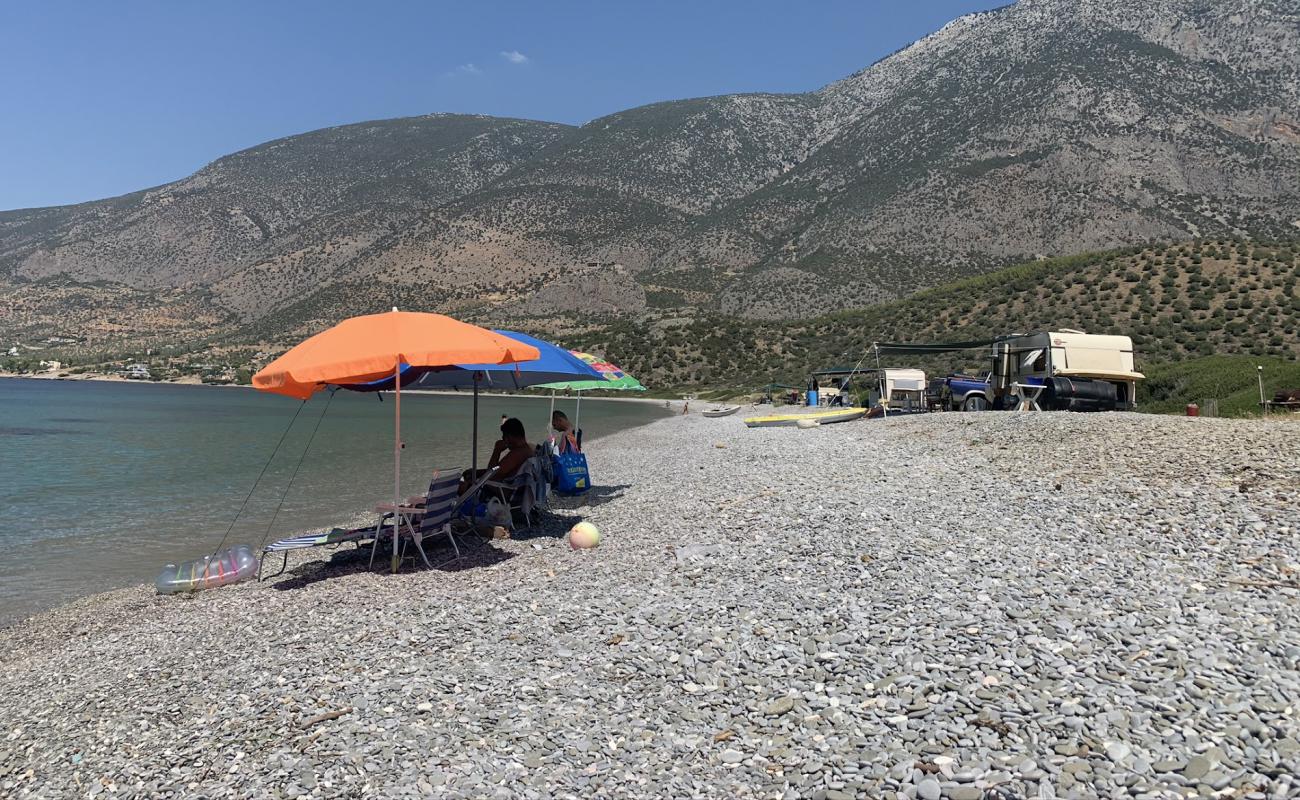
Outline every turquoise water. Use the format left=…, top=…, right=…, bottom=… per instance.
left=0, top=378, right=667, bottom=625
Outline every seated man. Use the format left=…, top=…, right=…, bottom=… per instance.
left=462, top=417, right=533, bottom=493
left=551, top=409, right=580, bottom=454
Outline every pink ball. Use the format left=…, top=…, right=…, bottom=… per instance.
left=568, top=521, right=601, bottom=549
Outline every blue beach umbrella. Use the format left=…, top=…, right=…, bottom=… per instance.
left=407, top=330, right=605, bottom=472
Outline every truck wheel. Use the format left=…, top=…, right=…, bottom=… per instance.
left=962, top=395, right=989, bottom=412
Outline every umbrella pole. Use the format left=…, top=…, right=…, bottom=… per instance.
left=575, top=391, right=582, bottom=430
left=472, top=374, right=480, bottom=475
left=392, top=363, right=401, bottom=574
left=548, top=391, right=555, bottom=446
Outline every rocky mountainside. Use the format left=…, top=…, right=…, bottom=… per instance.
left=2, top=0, right=1297, bottom=354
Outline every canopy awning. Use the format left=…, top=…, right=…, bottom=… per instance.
left=869, top=339, right=1002, bottom=356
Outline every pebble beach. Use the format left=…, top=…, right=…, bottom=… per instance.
left=2, top=411, right=1298, bottom=799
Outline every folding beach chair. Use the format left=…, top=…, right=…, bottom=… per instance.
left=259, top=526, right=374, bottom=580
left=480, top=455, right=549, bottom=531
left=370, top=466, right=499, bottom=570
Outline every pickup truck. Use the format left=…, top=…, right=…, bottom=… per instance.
left=933, top=373, right=991, bottom=411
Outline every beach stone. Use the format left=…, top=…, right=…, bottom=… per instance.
left=764, top=696, right=796, bottom=716
left=918, top=778, right=941, bottom=800
left=1106, top=742, right=1132, bottom=763
left=1182, top=755, right=1212, bottom=781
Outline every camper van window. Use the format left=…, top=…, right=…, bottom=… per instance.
left=1021, top=349, right=1046, bottom=372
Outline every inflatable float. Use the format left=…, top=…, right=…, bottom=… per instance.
left=156, top=544, right=259, bottom=594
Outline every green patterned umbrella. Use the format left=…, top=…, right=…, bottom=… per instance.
left=535, top=350, right=646, bottom=429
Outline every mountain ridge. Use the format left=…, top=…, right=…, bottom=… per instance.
left=2, top=0, right=1297, bottom=357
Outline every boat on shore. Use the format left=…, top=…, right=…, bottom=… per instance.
left=702, top=405, right=741, bottom=418
left=744, top=407, right=867, bottom=428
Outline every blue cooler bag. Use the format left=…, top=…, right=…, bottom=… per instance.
left=552, top=450, right=590, bottom=495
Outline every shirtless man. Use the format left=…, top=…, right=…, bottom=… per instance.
left=462, top=417, right=532, bottom=493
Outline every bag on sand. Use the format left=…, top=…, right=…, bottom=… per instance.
left=552, top=450, right=590, bottom=496
left=483, top=498, right=511, bottom=527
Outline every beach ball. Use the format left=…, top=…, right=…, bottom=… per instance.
left=569, top=521, right=602, bottom=550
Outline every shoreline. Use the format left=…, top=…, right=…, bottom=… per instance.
left=0, top=372, right=676, bottom=405
left=0, top=383, right=672, bottom=628
left=3, top=412, right=1297, bottom=797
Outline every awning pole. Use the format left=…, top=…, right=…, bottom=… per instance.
left=874, top=343, right=887, bottom=417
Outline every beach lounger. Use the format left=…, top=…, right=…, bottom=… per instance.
left=370, top=466, right=499, bottom=570
left=258, top=526, right=374, bottom=580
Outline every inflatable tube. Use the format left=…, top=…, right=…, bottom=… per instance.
left=156, top=544, right=259, bottom=594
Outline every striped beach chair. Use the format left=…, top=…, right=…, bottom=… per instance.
left=369, top=466, right=500, bottom=570
left=258, top=526, right=373, bottom=580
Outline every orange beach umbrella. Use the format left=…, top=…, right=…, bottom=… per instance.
left=252, top=309, right=539, bottom=573
left=253, top=309, right=538, bottom=399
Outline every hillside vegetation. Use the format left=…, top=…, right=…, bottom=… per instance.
left=564, top=239, right=1300, bottom=396
left=1138, top=356, right=1300, bottom=416
left=6, top=239, right=1299, bottom=416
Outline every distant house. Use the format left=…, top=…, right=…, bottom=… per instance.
left=39, top=360, right=62, bottom=372
left=124, top=364, right=151, bottom=380
left=5, top=346, right=17, bottom=357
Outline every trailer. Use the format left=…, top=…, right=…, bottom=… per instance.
left=815, top=367, right=928, bottom=411
left=842, top=333, right=1144, bottom=414
left=990, top=330, right=1144, bottom=411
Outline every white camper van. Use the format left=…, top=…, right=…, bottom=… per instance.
left=991, top=330, right=1144, bottom=411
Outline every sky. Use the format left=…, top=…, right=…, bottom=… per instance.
left=0, top=1, right=1007, bottom=211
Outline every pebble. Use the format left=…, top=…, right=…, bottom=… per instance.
left=1184, top=754, right=1218, bottom=781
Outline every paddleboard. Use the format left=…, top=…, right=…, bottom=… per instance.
left=744, top=407, right=867, bottom=428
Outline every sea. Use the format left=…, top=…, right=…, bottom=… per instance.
left=0, top=377, right=669, bottom=626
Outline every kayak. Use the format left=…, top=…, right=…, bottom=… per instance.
left=744, top=407, right=867, bottom=428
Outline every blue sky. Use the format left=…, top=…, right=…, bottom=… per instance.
left=0, top=1, right=1006, bottom=211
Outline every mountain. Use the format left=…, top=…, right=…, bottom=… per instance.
left=2, top=0, right=1298, bottom=361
